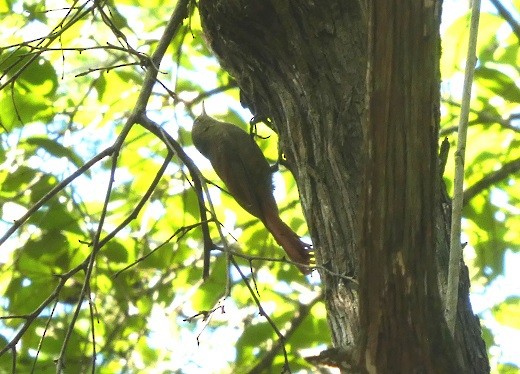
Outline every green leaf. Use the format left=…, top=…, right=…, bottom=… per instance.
left=28, top=204, right=82, bottom=234
left=8, top=278, right=55, bottom=315
left=0, top=1, right=10, bottom=12
left=1, top=165, right=38, bottom=193
left=25, top=136, right=86, bottom=171
left=104, top=240, right=129, bottom=263
left=190, top=255, right=227, bottom=311
left=475, top=66, right=520, bottom=103
left=236, top=321, right=275, bottom=362
left=0, top=335, right=12, bottom=370
left=441, top=12, right=503, bottom=78
left=23, top=230, right=68, bottom=260
left=23, top=2, right=47, bottom=23
left=0, top=47, right=58, bottom=97
left=497, top=363, right=520, bottom=373
left=464, top=194, right=508, bottom=280
left=94, top=74, right=107, bottom=99
left=480, top=324, right=495, bottom=350
left=0, top=88, right=51, bottom=129
left=28, top=173, right=57, bottom=203
left=492, top=296, right=520, bottom=329
left=495, top=43, right=520, bottom=67
left=290, top=304, right=330, bottom=349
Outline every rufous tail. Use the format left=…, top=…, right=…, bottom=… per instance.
left=263, top=213, right=312, bottom=274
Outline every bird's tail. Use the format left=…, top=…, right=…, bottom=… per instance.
left=263, top=212, right=313, bottom=274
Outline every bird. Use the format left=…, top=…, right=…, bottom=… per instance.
left=191, top=105, right=312, bottom=274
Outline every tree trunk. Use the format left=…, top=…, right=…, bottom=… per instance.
left=361, top=2, right=461, bottom=372
left=199, top=0, right=489, bottom=372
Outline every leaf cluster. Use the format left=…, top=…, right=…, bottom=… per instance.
left=0, top=1, right=322, bottom=372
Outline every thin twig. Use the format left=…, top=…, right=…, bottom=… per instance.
left=30, top=301, right=58, bottom=374
left=96, top=151, right=174, bottom=248
left=74, top=62, right=142, bottom=77
left=111, top=222, right=203, bottom=278
left=445, top=0, right=481, bottom=336
left=489, top=0, right=520, bottom=42
left=0, top=1, right=93, bottom=90
left=463, top=156, right=520, bottom=205
left=12, top=43, right=149, bottom=62
left=228, top=255, right=292, bottom=371
left=53, top=1, right=191, bottom=370
left=55, top=136, right=121, bottom=373
left=441, top=99, right=520, bottom=135
left=248, top=294, right=323, bottom=373
left=88, top=286, right=97, bottom=374
left=138, top=115, right=215, bottom=280
left=0, top=147, right=115, bottom=247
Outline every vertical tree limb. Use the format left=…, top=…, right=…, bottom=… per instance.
left=445, top=0, right=481, bottom=336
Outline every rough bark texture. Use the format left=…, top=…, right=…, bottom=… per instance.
left=198, top=0, right=489, bottom=372
left=199, top=1, right=366, bottom=353
left=361, top=1, right=456, bottom=372
left=361, top=2, right=489, bottom=373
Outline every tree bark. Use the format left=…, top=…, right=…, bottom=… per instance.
left=198, top=0, right=489, bottom=372
left=360, top=2, right=459, bottom=372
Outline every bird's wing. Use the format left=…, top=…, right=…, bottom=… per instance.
left=208, top=129, right=263, bottom=218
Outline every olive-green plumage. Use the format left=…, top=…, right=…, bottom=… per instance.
left=192, top=108, right=311, bottom=274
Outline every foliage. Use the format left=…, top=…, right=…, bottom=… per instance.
left=440, top=1, right=520, bottom=370
left=0, top=0, right=518, bottom=372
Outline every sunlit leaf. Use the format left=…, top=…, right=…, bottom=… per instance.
left=492, top=296, right=520, bottom=329
left=475, top=66, right=520, bottom=103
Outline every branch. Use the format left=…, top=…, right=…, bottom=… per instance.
left=440, top=99, right=520, bottom=135
left=248, top=294, right=323, bottom=373
left=0, top=147, right=115, bottom=246
left=56, top=132, right=122, bottom=373
left=134, top=0, right=190, bottom=113
left=228, top=255, right=292, bottom=372
left=463, top=156, right=520, bottom=205
left=53, top=1, right=191, bottom=370
left=445, top=0, right=481, bottom=336
left=96, top=151, right=174, bottom=248
left=31, top=301, right=59, bottom=372
left=138, top=115, right=215, bottom=279
left=489, top=0, right=520, bottom=42
left=0, top=2, right=94, bottom=90
left=0, top=267, right=81, bottom=357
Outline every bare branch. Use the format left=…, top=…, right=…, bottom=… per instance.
left=489, top=0, right=520, bottom=42
left=55, top=136, right=121, bottom=373
left=111, top=222, right=203, bottom=278
left=446, top=0, right=481, bottom=336
left=0, top=274, right=71, bottom=357
left=96, top=151, right=174, bottom=248
left=0, top=1, right=94, bottom=90
left=249, top=294, right=323, bottom=373
left=441, top=99, right=520, bottom=136
left=0, top=147, right=115, bottom=247
left=464, top=156, right=520, bottom=205
left=138, top=115, right=215, bottom=279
